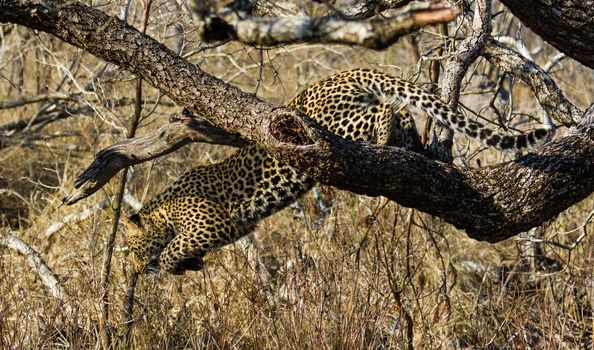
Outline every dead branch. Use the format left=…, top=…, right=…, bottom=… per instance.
left=0, top=92, right=74, bottom=109
left=0, top=231, right=69, bottom=306
left=0, top=105, right=91, bottom=135
left=64, top=113, right=248, bottom=205
left=198, top=2, right=458, bottom=49
left=249, top=0, right=413, bottom=19
left=0, top=138, right=91, bottom=152
left=123, top=191, right=141, bottom=212
left=2, top=0, right=593, bottom=242
left=0, top=97, right=175, bottom=134
left=543, top=53, right=566, bottom=74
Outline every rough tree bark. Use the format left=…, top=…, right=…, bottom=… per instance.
left=65, top=109, right=594, bottom=243
left=1, top=0, right=592, bottom=243
left=499, top=0, right=594, bottom=69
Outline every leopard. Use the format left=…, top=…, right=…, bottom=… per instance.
left=125, top=68, right=555, bottom=275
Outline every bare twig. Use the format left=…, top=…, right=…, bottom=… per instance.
left=46, top=198, right=110, bottom=238
left=543, top=53, right=566, bottom=73
left=0, top=92, right=74, bottom=109
left=499, top=0, right=594, bottom=69
left=0, top=138, right=91, bottom=151
left=45, top=194, right=140, bottom=239
left=518, top=208, right=593, bottom=252
left=495, top=35, right=532, bottom=60
left=0, top=105, right=92, bottom=134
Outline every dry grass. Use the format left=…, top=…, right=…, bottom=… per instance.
left=1, top=2, right=593, bottom=349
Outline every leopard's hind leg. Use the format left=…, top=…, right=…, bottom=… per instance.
left=373, top=104, right=422, bottom=151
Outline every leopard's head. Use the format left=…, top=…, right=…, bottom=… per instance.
left=124, top=214, right=164, bottom=274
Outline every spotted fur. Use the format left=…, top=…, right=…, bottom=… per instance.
left=126, top=69, right=554, bottom=274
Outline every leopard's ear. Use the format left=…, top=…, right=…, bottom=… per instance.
left=122, top=213, right=142, bottom=232
left=129, top=213, right=142, bottom=226
left=120, top=214, right=142, bottom=236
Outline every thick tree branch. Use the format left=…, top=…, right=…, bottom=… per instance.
left=248, top=0, right=413, bottom=19
left=198, top=2, right=458, bottom=49
left=264, top=109, right=594, bottom=243
left=499, top=0, right=594, bottom=69
left=1, top=0, right=592, bottom=242
left=72, top=105, right=594, bottom=242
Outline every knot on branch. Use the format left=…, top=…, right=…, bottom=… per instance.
left=176, top=109, right=203, bottom=125
left=270, top=113, right=314, bottom=145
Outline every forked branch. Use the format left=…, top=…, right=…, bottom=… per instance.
left=429, top=0, right=492, bottom=162
left=499, top=0, right=594, bottom=69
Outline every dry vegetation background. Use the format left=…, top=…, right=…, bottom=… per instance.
left=1, top=1, right=593, bottom=349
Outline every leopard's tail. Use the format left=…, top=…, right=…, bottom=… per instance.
left=370, top=74, right=556, bottom=151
